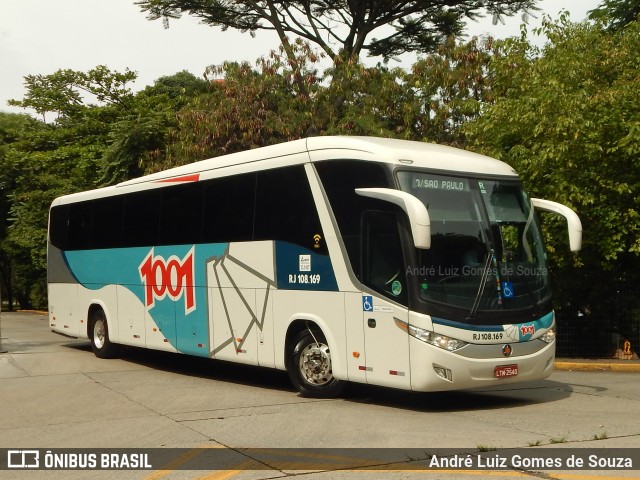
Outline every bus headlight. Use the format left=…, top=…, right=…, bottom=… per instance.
left=540, top=327, right=556, bottom=343
left=395, top=319, right=467, bottom=351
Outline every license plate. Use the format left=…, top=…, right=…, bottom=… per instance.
left=494, top=364, right=518, bottom=378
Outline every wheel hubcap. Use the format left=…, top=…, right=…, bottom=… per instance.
left=94, top=320, right=105, bottom=349
left=299, top=343, right=333, bottom=386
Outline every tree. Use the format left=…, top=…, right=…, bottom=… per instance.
left=589, top=0, right=640, bottom=31
left=1, top=114, right=107, bottom=308
left=8, top=66, right=137, bottom=122
left=153, top=35, right=499, bottom=170
left=4, top=67, right=206, bottom=308
left=0, top=112, right=37, bottom=310
left=137, top=0, right=538, bottom=95
left=408, top=34, right=496, bottom=145
left=152, top=41, right=324, bottom=170
left=464, top=16, right=640, bottom=345
left=101, top=71, right=208, bottom=183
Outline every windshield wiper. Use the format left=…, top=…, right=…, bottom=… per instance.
left=467, top=249, right=496, bottom=321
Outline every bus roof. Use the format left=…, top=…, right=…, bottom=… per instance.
left=53, top=136, right=517, bottom=205
left=118, top=136, right=516, bottom=186
left=306, top=136, right=517, bottom=176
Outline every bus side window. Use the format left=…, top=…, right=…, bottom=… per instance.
left=362, top=211, right=408, bottom=306
left=202, top=173, right=255, bottom=244
left=159, top=182, right=203, bottom=246
left=315, top=160, right=391, bottom=276
left=123, top=189, right=160, bottom=248
left=254, top=166, right=325, bottom=253
left=68, top=202, right=92, bottom=250
left=91, top=196, right=123, bottom=249
left=49, top=205, right=70, bottom=250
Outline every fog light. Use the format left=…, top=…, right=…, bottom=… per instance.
left=433, top=364, right=452, bottom=381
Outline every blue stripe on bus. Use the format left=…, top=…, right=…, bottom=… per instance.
left=64, top=243, right=229, bottom=356
left=432, top=311, right=554, bottom=335
left=431, top=317, right=505, bottom=331
left=62, top=241, right=338, bottom=356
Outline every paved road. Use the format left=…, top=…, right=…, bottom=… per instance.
left=1, top=312, right=639, bottom=480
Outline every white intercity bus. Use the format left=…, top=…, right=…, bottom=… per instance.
left=48, top=136, right=582, bottom=397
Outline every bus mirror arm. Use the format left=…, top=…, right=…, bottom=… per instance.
left=355, top=188, right=431, bottom=249
left=531, top=198, right=582, bottom=252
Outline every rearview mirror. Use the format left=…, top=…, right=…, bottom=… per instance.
left=532, top=198, right=582, bottom=252
left=355, top=188, right=431, bottom=249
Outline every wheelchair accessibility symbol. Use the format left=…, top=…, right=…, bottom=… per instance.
left=502, top=281, right=514, bottom=299
left=362, top=295, right=373, bottom=312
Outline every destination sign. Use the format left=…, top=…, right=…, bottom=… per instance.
left=410, top=176, right=469, bottom=192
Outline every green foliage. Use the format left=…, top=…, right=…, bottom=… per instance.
left=466, top=17, right=640, bottom=272
left=100, top=71, right=208, bottom=183
left=4, top=13, right=639, bottom=326
left=316, top=57, right=411, bottom=137
left=144, top=70, right=209, bottom=99
left=409, top=35, right=496, bottom=145
left=1, top=119, right=105, bottom=308
left=157, top=36, right=494, bottom=169
left=589, top=0, right=640, bottom=31
left=0, top=112, right=32, bottom=145
left=8, top=66, right=136, bottom=120
left=0, top=113, right=41, bottom=310
left=155, top=42, right=319, bottom=170
left=2, top=68, right=204, bottom=308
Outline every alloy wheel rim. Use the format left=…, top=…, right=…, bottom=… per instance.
left=94, top=320, right=105, bottom=349
left=299, top=343, right=333, bottom=386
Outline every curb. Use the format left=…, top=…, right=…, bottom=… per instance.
left=554, top=361, right=640, bottom=373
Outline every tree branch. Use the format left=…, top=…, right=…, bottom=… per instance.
left=137, top=0, right=540, bottom=62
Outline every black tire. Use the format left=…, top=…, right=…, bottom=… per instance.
left=90, top=309, right=119, bottom=359
left=287, top=328, right=345, bottom=398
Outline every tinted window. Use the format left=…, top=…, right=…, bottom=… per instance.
left=315, top=160, right=391, bottom=275
left=54, top=165, right=328, bottom=251
left=67, top=202, right=92, bottom=250
left=255, top=166, right=325, bottom=252
left=203, top=173, right=255, bottom=243
left=49, top=205, right=70, bottom=249
left=91, top=196, right=123, bottom=249
left=123, top=189, right=160, bottom=247
left=159, top=182, right=203, bottom=245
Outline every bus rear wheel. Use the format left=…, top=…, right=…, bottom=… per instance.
left=90, top=309, right=119, bottom=359
left=288, top=328, right=344, bottom=398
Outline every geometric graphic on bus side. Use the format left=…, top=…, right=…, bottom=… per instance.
left=206, top=241, right=276, bottom=358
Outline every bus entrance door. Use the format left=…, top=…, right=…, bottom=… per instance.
left=361, top=211, right=411, bottom=389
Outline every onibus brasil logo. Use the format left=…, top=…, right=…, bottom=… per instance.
left=139, top=247, right=196, bottom=315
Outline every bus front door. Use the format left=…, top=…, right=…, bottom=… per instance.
left=361, top=211, right=411, bottom=389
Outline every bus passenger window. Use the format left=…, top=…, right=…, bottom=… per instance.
left=254, top=166, right=326, bottom=253
left=202, top=173, right=255, bottom=244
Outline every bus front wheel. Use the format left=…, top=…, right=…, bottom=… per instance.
left=288, top=328, right=344, bottom=398
left=90, top=309, right=119, bottom=359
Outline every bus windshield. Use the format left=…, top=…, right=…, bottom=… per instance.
left=397, top=171, right=551, bottom=324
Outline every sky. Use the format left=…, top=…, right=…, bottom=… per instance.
left=0, top=0, right=602, bottom=115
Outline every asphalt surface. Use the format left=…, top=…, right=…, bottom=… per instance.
left=1, top=311, right=639, bottom=480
